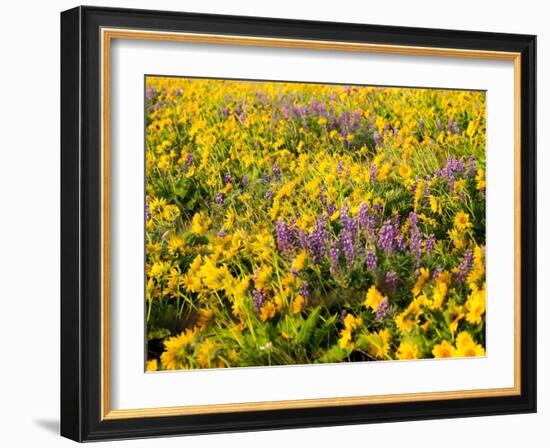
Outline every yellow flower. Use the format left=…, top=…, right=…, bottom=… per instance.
left=166, top=267, right=183, bottom=297
left=160, top=329, right=196, bottom=370
left=398, top=163, right=412, bottom=178
left=339, top=314, right=363, bottom=349
left=167, top=235, right=184, bottom=255
left=412, top=267, right=429, bottom=296
left=196, top=308, right=213, bottom=331
left=430, top=195, right=442, bottom=214
left=224, top=208, right=236, bottom=230
left=414, top=179, right=424, bottom=210
left=291, top=295, right=305, bottom=314
left=396, top=341, right=419, bottom=360
left=231, top=276, right=250, bottom=300
left=378, top=162, right=391, bottom=181
left=365, top=328, right=391, bottom=360
left=182, top=267, right=202, bottom=293
left=454, top=212, right=472, bottom=231
left=199, top=259, right=232, bottom=291
left=228, top=349, right=238, bottom=364
left=197, top=339, right=218, bottom=368
left=291, top=250, right=308, bottom=273
left=162, top=204, right=180, bottom=221
left=476, top=168, right=486, bottom=191
left=465, top=283, right=486, bottom=324
left=446, top=302, right=464, bottom=334
left=448, top=227, right=465, bottom=251
left=145, top=359, right=158, bottom=371
left=395, top=298, right=423, bottom=333
left=432, top=340, right=455, bottom=358
left=150, top=260, right=170, bottom=279
left=455, top=331, right=485, bottom=357
left=364, top=285, right=384, bottom=311
left=260, top=301, right=277, bottom=322
left=254, top=265, right=272, bottom=289
left=191, top=212, right=211, bottom=235
left=431, top=280, right=448, bottom=310
left=467, top=245, right=485, bottom=284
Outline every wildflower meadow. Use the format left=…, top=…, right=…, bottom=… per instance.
left=145, top=77, right=486, bottom=371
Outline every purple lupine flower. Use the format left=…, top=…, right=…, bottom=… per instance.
left=467, top=156, right=477, bottom=178
left=275, top=219, right=298, bottom=255
left=340, top=229, right=355, bottom=265
left=326, top=202, right=336, bottom=218
left=261, top=172, right=272, bottom=184
left=418, top=117, right=425, bottom=134
left=339, top=203, right=357, bottom=265
left=448, top=118, right=459, bottom=135
left=392, top=212, right=402, bottom=229
left=145, top=86, right=157, bottom=102
left=219, top=106, right=231, bottom=119
left=352, top=110, right=362, bottom=129
left=306, top=216, right=328, bottom=263
left=272, top=163, right=281, bottom=182
left=182, top=152, right=195, bottom=172
left=145, top=198, right=151, bottom=220
left=454, top=248, right=474, bottom=283
left=329, top=242, right=341, bottom=273
left=395, top=234, right=407, bottom=252
left=376, top=297, right=390, bottom=320
left=425, top=234, right=436, bottom=254
left=241, top=175, right=249, bottom=188
left=357, top=203, right=369, bottom=230
left=370, top=163, right=377, bottom=183
left=299, top=281, right=310, bottom=300
left=373, top=131, right=381, bottom=147
left=235, top=102, right=244, bottom=117
left=384, top=270, right=398, bottom=294
left=358, top=203, right=377, bottom=242
left=252, top=289, right=266, bottom=314
left=378, top=220, right=397, bottom=254
left=339, top=201, right=351, bottom=227
left=215, top=192, right=224, bottom=206
left=365, top=251, right=378, bottom=271
left=436, top=157, right=466, bottom=187
left=436, top=119, right=443, bottom=132
left=224, top=172, right=233, bottom=185
left=337, top=161, right=345, bottom=177
left=319, top=191, right=327, bottom=207
left=298, top=229, right=308, bottom=251
left=264, top=190, right=273, bottom=201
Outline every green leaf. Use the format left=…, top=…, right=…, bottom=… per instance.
left=147, top=327, right=171, bottom=341
left=297, top=307, right=321, bottom=345
left=315, top=344, right=352, bottom=364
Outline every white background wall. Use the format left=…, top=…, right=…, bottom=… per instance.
left=0, top=0, right=545, bottom=446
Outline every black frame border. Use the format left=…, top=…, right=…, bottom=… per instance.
left=61, top=6, right=536, bottom=442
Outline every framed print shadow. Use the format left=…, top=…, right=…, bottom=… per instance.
left=60, top=6, right=537, bottom=442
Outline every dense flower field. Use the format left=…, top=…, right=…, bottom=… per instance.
left=144, top=77, right=486, bottom=371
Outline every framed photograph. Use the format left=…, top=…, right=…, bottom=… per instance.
left=60, top=6, right=536, bottom=442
